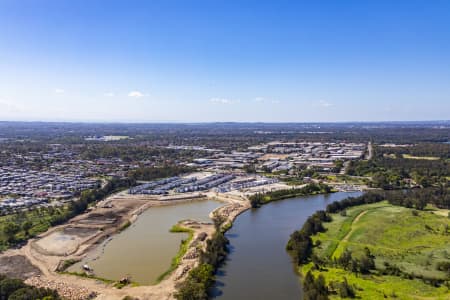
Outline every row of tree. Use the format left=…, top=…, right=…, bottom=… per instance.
left=249, top=183, right=333, bottom=208
left=326, top=188, right=450, bottom=214
left=128, top=165, right=194, bottom=181
left=175, top=220, right=229, bottom=300
left=286, top=209, right=331, bottom=265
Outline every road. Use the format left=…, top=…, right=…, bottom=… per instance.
left=365, top=141, right=373, bottom=160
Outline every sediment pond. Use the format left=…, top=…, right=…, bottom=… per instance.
left=68, top=199, right=223, bottom=285
left=212, top=192, right=361, bottom=300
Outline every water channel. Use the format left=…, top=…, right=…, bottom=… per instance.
left=212, top=192, right=361, bottom=300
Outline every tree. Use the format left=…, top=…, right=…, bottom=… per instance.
left=174, top=264, right=214, bottom=300
left=303, top=271, right=329, bottom=300
left=359, top=248, right=375, bottom=274
left=337, top=277, right=355, bottom=298
left=0, top=278, right=26, bottom=299
left=3, top=222, right=20, bottom=243
left=338, top=250, right=353, bottom=270
left=416, top=197, right=427, bottom=210
left=22, top=221, right=33, bottom=237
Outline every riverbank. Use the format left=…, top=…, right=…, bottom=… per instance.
left=212, top=192, right=363, bottom=300
left=174, top=184, right=338, bottom=300
left=289, top=194, right=450, bottom=299
left=248, top=183, right=335, bottom=208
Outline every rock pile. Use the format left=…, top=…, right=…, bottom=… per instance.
left=174, top=265, right=191, bottom=281
left=183, top=248, right=199, bottom=260
left=217, top=203, right=242, bottom=219
left=26, top=276, right=97, bottom=300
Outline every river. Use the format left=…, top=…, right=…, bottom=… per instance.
left=212, top=192, right=361, bottom=300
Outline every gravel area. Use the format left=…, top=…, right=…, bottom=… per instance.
left=26, top=276, right=97, bottom=300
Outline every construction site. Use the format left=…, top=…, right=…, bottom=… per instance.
left=0, top=171, right=291, bottom=299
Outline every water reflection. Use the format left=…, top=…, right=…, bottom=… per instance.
left=69, top=199, right=223, bottom=285
left=213, top=192, right=361, bottom=300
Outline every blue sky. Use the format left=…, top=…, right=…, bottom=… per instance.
left=0, top=0, right=449, bottom=122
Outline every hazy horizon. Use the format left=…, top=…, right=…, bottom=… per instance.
left=1, top=1, right=450, bottom=122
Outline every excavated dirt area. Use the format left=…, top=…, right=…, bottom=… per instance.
left=0, top=255, right=42, bottom=280
left=34, top=227, right=100, bottom=256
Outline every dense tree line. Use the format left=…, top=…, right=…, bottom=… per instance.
left=128, top=165, right=194, bottom=181
left=175, top=231, right=229, bottom=300
left=286, top=210, right=331, bottom=264
left=326, top=188, right=449, bottom=213
left=80, top=144, right=205, bottom=163
left=175, top=215, right=230, bottom=300
left=0, top=275, right=60, bottom=300
left=386, top=187, right=449, bottom=209
left=325, top=192, right=385, bottom=214
left=383, top=143, right=450, bottom=159
left=249, top=183, right=333, bottom=208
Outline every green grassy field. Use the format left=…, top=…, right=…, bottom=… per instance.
left=325, top=175, right=370, bottom=185
left=305, top=201, right=450, bottom=299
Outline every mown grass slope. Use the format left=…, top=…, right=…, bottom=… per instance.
left=304, top=201, right=450, bottom=299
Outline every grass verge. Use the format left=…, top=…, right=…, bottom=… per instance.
left=156, top=224, right=194, bottom=283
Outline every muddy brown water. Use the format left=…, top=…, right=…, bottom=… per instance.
left=68, top=199, right=223, bottom=285
left=212, top=192, right=362, bottom=300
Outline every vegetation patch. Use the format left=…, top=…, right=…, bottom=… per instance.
left=118, top=220, right=131, bottom=232
left=156, top=224, right=194, bottom=283
left=58, top=258, right=80, bottom=271
left=61, top=271, right=115, bottom=284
